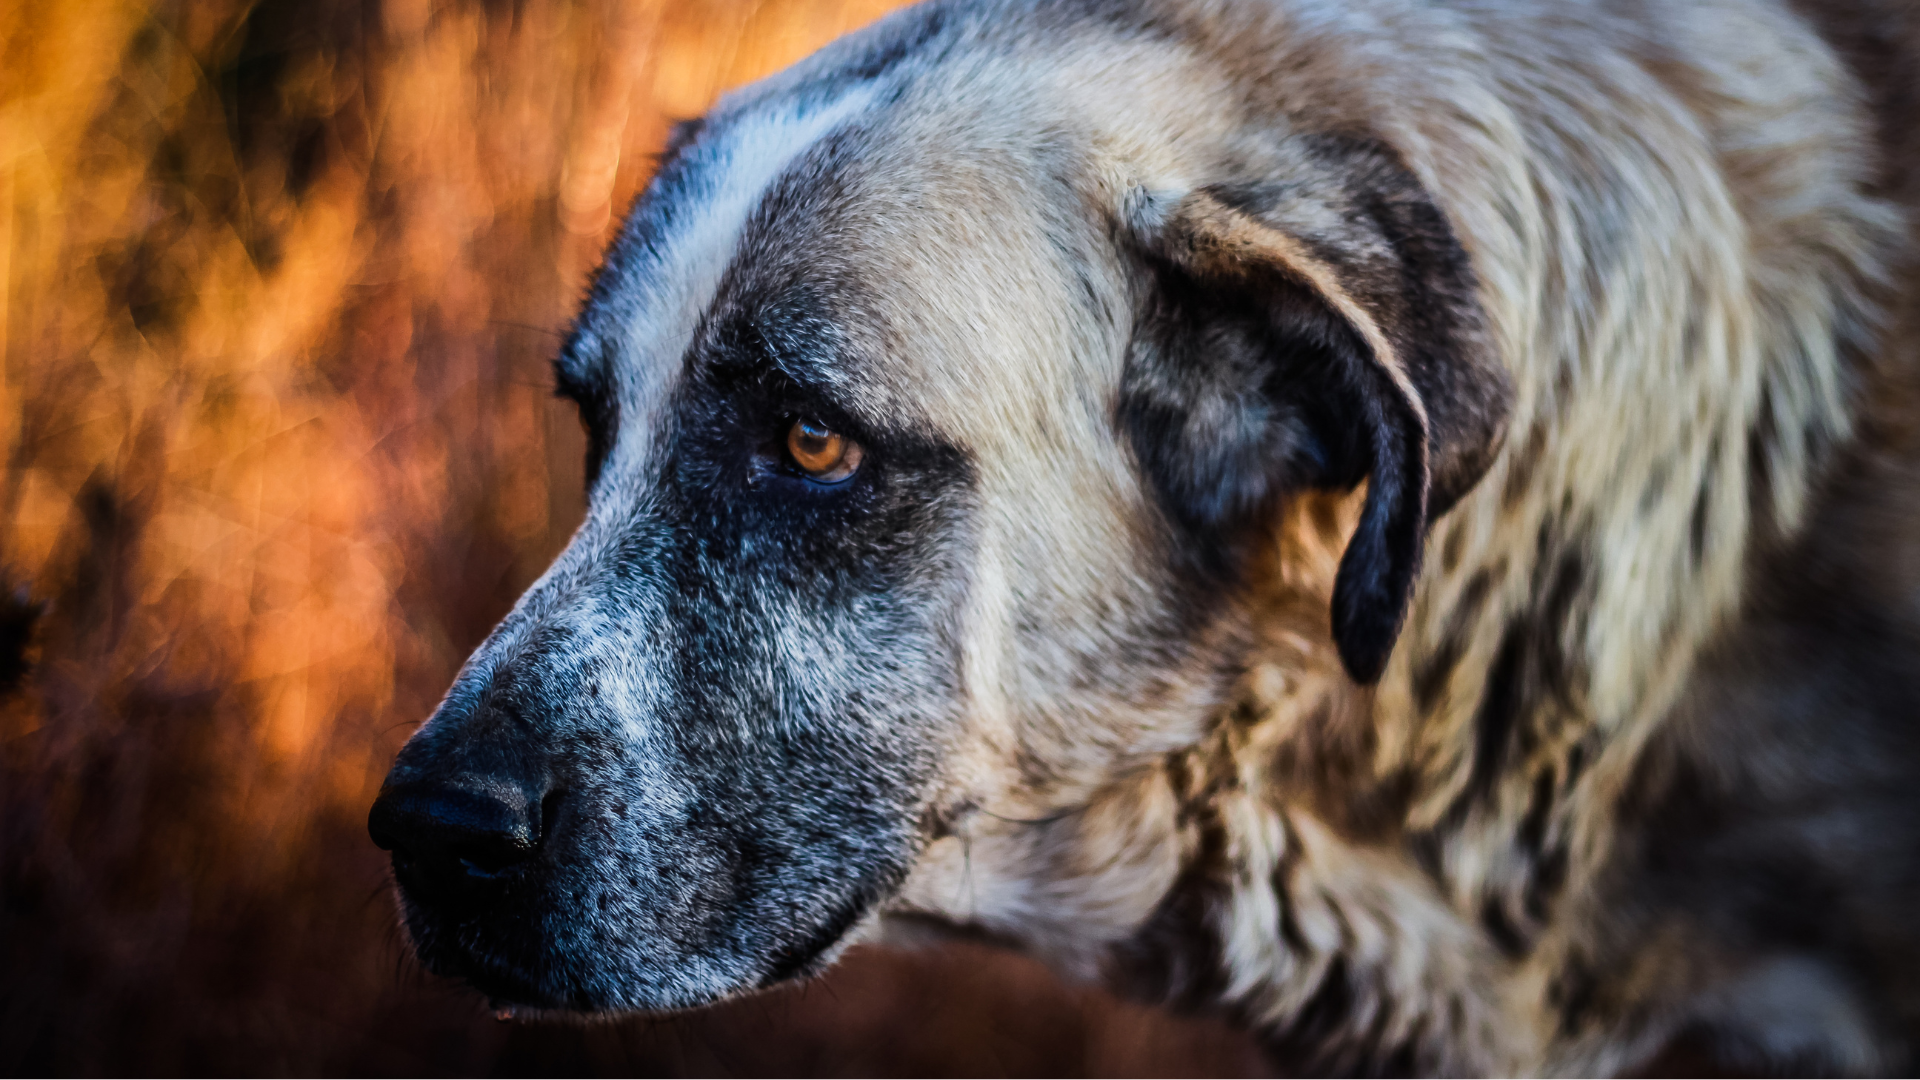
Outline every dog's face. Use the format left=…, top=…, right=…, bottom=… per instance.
left=369, top=10, right=1507, bottom=1013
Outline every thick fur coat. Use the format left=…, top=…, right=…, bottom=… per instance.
left=370, top=0, right=1920, bottom=1073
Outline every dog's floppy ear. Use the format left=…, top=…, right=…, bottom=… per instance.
left=1121, top=137, right=1510, bottom=684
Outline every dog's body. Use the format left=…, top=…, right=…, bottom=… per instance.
left=369, top=0, right=1920, bottom=1073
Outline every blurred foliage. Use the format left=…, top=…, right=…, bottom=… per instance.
left=0, top=0, right=1259, bottom=1073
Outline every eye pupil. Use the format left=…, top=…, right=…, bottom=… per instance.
left=786, top=418, right=863, bottom=482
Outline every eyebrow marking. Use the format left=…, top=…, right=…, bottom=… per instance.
left=567, top=84, right=882, bottom=494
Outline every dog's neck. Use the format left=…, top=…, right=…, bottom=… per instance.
left=1070, top=491, right=1544, bottom=1075
left=890, top=492, right=1551, bottom=1071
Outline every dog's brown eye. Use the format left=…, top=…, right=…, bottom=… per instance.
left=786, top=418, right=863, bottom=482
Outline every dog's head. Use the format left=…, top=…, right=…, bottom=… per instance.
left=368, top=3, right=1508, bottom=1013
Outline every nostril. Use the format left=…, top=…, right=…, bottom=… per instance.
left=368, top=783, right=540, bottom=887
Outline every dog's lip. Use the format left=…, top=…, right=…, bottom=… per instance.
left=755, top=892, right=873, bottom=988
left=459, top=952, right=757, bottom=1016
left=413, top=900, right=875, bottom=1014
left=454, top=956, right=562, bottom=1009
left=428, top=930, right=637, bottom=1014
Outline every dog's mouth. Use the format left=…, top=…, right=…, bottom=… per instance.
left=754, top=893, right=875, bottom=988
left=439, top=948, right=580, bottom=1013
left=395, top=864, right=884, bottom=1014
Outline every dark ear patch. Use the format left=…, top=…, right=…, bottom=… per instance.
left=1121, top=251, right=1369, bottom=531
left=1122, top=139, right=1509, bottom=684
left=1327, top=353, right=1431, bottom=684
left=1290, top=134, right=1512, bottom=515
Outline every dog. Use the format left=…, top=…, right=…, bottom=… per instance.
left=368, top=0, right=1920, bottom=1072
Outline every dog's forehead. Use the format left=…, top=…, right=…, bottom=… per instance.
left=560, top=86, right=885, bottom=443
left=563, top=48, right=1215, bottom=468
left=718, top=121, right=1127, bottom=436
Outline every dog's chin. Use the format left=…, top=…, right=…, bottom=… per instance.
left=401, top=891, right=879, bottom=1016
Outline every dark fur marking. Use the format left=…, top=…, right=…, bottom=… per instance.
left=1512, top=766, right=1572, bottom=927
left=1563, top=740, right=1588, bottom=788
left=1264, top=958, right=1359, bottom=1068
left=1111, top=760, right=1236, bottom=1010
left=1688, top=481, right=1713, bottom=567
left=1406, top=830, right=1446, bottom=888
left=1440, top=521, right=1468, bottom=572
left=1523, top=842, right=1569, bottom=924
left=1262, top=956, right=1424, bottom=1077
left=1688, top=436, right=1721, bottom=565
left=1503, top=422, right=1549, bottom=509
left=1549, top=957, right=1602, bottom=1039
left=1464, top=549, right=1586, bottom=801
left=1412, top=568, right=1495, bottom=714
left=1745, top=400, right=1781, bottom=545
left=1468, top=622, right=1529, bottom=800
left=1480, top=896, right=1529, bottom=959
left=1515, top=768, right=1555, bottom=855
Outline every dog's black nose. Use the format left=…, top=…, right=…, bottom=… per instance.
left=369, top=781, right=541, bottom=896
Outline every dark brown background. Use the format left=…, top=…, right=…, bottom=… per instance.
left=0, top=0, right=1267, bottom=1073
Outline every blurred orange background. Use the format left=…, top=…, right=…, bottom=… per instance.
left=0, top=0, right=1262, bottom=1073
